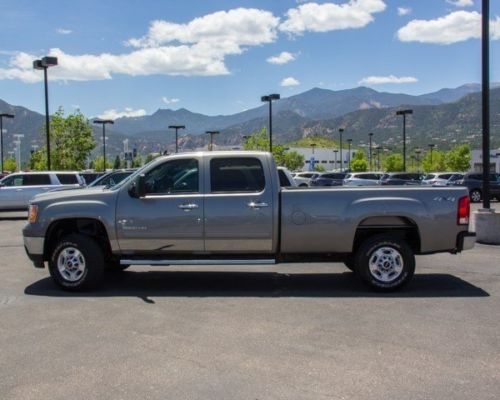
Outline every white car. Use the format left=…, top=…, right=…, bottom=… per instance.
left=422, top=172, right=460, bottom=186
left=343, top=172, right=383, bottom=186
left=0, top=171, right=84, bottom=211
left=292, top=172, right=320, bottom=187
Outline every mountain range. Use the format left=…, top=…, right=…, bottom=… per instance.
left=1, top=83, right=499, bottom=163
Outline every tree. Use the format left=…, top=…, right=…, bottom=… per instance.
left=113, top=155, right=121, bottom=170
left=315, top=164, right=326, bottom=172
left=132, top=155, right=143, bottom=168
left=46, top=108, right=96, bottom=170
left=445, top=144, right=471, bottom=172
left=243, top=128, right=287, bottom=166
left=351, top=151, right=368, bottom=172
left=422, top=149, right=446, bottom=172
left=384, top=154, right=404, bottom=172
left=3, top=157, right=17, bottom=172
left=29, top=150, right=47, bottom=171
left=93, top=156, right=113, bottom=171
left=283, top=151, right=304, bottom=171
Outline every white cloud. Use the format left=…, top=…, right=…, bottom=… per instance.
left=397, top=11, right=500, bottom=45
left=281, top=76, right=300, bottom=86
left=56, top=28, right=72, bottom=35
left=0, top=8, right=279, bottom=83
left=279, top=0, right=386, bottom=34
left=266, top=51, right=296, bottom=65
left=446, top=0, right=474, bottom=7
left=161, top=96, right=180, bottom=104
left=359, top=75, right=418, bottom=85
left=397, top=7, right=411, bottom=16
left=98, top=107, right=147, bottom=120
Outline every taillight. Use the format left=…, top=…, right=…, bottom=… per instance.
left=457, top=195, right=470, bottom=225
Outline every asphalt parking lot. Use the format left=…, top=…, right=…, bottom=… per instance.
left=1, top=207, right=499, bottom=400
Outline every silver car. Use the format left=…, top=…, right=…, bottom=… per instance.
left=0, top=171, right=84, bottom=210
left=343, top=172, right=383, bottom=186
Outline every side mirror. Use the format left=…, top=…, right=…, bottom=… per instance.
left=128, top=174, right=146, bottom=198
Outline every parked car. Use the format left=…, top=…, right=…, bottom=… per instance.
left=452, top=172, right=500, bottom=203
left=446, top=173, right=464, bottom=186
left=343, top=172, right=383, bottom=186
left=80, top=171, right=105, bottom=185
left=422, top=172, right=460, bottom=186
left=89, top=169, right=136, bottom=188
left=379, top=173, right=424, bottom=186
left=292, top=172, right=320, bottom=187
left=0, top=171, right=84, bottom=210
left=24, top=151, right=474, bottom=292
left=310, top=172, right=346, bottom=186
left=277, top=167, right=297, bottom=187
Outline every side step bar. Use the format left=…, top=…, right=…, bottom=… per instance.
left=120, top=259, right=276, bottom=266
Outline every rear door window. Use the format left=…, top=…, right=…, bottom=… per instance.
left=210, top=157, right=265, bottom=192
left=23, top=174, right=51, bottom=186
left=277, top=169, right=291, bottom=187
left=56, top=174, right=79, bottom=184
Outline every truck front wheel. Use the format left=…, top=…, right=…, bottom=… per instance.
left=48, top=234, right=105, bottom=291
left=354, top=234, right=415, bottom=291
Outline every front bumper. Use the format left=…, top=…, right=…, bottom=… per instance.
left=456, top=231, right=476, bottom=252
left=23, top=235, right=45, bottom=268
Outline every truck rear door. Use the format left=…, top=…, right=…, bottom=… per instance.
left=204, top=156, right=274, bottom=253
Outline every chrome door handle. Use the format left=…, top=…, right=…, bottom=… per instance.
left=178, top=203, right=199, bottom=210
left=247, top=201, right=269, bottom=209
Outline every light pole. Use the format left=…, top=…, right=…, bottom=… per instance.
left=481, top=0, right=490, bottom=209
left=374, top=145, right=381, bottom=170
left=333, top=149, right=338, bottom=170
left=338, top=128, right=344, bottom=172
left=396, top=109, right=413, bottom=172
left=428, top=143, right=435, bottom=167
left=415, top=148, right=422, bottom=172
left=261, top=94, right=280, bottom=152
left=33, top=56, right=58, bottom=170
left=368, top=132, right=373, bottom=170
left=0, top=113, right=14, bottom=173
left=93, top=119, right=114, bottom=171
left=206, top=130, right=219, bottom=151
left=168, top=125, right=185, bottom=153
left=13, top=134, right=24, bottom=171
left=347, top=138, right=353, bottom=171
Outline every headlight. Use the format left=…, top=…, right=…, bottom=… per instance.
left=28, top=204, right=38, bottom=223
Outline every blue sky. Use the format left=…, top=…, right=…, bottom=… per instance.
left=0, top=0, right=499, bottom=118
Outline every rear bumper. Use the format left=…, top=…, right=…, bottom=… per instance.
left=456, top=231, right=476, bottom=252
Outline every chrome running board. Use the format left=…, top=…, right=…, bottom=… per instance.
left=120, top=259, right=276, bottom=266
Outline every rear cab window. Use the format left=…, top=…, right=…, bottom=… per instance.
left=210, top=157, right=265, bottom=192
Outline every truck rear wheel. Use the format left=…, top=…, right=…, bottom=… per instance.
left=354, top=234, right=415, bottom=291
left=48, top=234, right=105, bottom=291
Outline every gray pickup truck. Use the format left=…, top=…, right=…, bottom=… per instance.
left=23, top=151, right=475, bottom=292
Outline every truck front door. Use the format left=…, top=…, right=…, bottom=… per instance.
left=116, top=157, right=204, bottom=253
left=204, top=156, right=274, bottom=253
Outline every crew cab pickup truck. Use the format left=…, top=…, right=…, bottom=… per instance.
left=23, top=152, right=475, bottom=292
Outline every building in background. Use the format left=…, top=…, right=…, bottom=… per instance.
left=471, top=150, right=500, bottom=173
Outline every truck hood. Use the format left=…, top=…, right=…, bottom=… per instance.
left=31, top=187, right=112, bottom=204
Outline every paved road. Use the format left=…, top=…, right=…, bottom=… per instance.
left=0, top=211, right=499, bottom=400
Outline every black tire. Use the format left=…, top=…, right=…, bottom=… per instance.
left=48, top=233, right=105, bottom=291
left=470, top=189, right=482, bottom=203
left=343, top=256, right=356, bottom=272
left=299, top=183, right=308, bottom=187
left=354, top=234, right=415, bottom=291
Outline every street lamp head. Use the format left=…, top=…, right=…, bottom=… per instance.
left=396, top=109, right=413, bottom=116
left=338, top=128, right=344, bottom=133
left=428, top=143, right=436, bottom=148
left=261, top=94, right=280, bottom=102
left=169, top=125, right=185, bottom=129
left=0, top=113, right=15, bottom=119
left=369, top=132, right=373, bottom=137
left=33, top=59, right=44, bottom=70
left=206, top=130, right=220, bottom=135
left=41, top=56, right=58, bottom=67
left=347, top=138, right=352, bottom=143
left=93, top=119, right=114, bottom=125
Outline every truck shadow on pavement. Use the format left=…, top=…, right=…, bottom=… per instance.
left=24, top=271, right=489, bottom=301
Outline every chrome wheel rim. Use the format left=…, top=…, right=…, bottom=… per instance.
left=57, top=247, right=86, bottom=282
left=368, top=246, right=404, bottom=282
left=471, top=191, right=481, bottom=202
